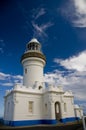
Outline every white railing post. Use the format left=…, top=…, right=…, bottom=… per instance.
left=82, top=116, right=86, bottom=130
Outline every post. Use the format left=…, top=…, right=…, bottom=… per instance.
left=82, top=116, right=86, bottom=130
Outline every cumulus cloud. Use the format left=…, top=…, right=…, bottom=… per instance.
left=13, top=75, right=23, bottom=80
left=0, top=72, right=23, bottom=87
left=53, top=51, right=86, bottom=99
left=44, top=50, right=86, bottom=111
left=59, top=0, right=86, bottom=27
left=44, top=69, right=86, bottom=104
left=44, top=70, right=68, bottom=86
left=54, top=51, right=86, bottom=72
left=1, top=83, right=14, bottom=87
left=0, top=72, right=10, bottom=80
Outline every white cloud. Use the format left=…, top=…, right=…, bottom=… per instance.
left=73, top=0, right=86, bottom=27
left=1, top=83, right=14, bottom=87
left=18, top=3, right=53, bottom=38
left=59, top=0, right=86, bottom=27
left=33, top=8, right=46, bottom=20
left=80, top=102, right=86, bottom=114
left=44, top=70, right=86, bottom=106
left=0, top=48, right=4, bottom=53
left=31, top=6, right=54, bottom=38
left=0, top=72, right=23, bottom=87
left=13, top=75, right=23, bottom=80
left=0, top=39, right=5, bottom=54
left=32, top=21, right=54, bottom=37
left=74, top=0, right=86, bottom=14
left=44, top=50, right=86, bottom=112
left=0, top=39, right=4, bottom=43
left=0, top=72, right=10, bottom=80
left=44, top=70, right=68, bottom=86
left=54, top=51, right=86, bottom=72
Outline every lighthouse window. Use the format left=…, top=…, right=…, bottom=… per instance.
left=36, top=45, right=38, bottom=50
left=28, top=101, right=33, bottom=113
left=25, top=68, right=27, bottom=74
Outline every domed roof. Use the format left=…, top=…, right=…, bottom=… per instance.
left=74, top=104, right=80, bottom=109
left=29, top=38, right=40, bottom=44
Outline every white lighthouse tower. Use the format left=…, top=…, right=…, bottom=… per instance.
left=21, top=38, right=46, bottom=88
left=4, top=38, right=83, bottom=127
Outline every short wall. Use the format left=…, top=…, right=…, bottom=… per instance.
left=60, top=117, right=80, bottom=123
left=4, top=119, right=57, bottom=126
left=4, top=117, right=80, bottom=126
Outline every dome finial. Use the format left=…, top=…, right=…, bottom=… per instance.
left=29, top=38, right=40, bottom=44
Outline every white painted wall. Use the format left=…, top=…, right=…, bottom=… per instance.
left=63, top=96, right=75, bottom=118
left=22, top=57, right=45, bottom=88
left=43, top=91, right=63, bottom=120
left=4, top=86, right=80, bottom=122
left=13, top=91, right=43, bottom=120
left=43, top=91, right=75, bottom=120
left=74, top=108, right=83, bottom=119
left=4, top=93, right=14, bottom=121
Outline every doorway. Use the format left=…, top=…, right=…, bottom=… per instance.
left=55, top=102, right=61, bottom=121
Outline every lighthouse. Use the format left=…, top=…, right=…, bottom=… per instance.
left=4, top=38, right=83, bottom=127
left=21, top=38, right=46, bottom=88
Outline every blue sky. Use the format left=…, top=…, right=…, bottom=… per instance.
left=0, top=0, right=86, bottom=117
